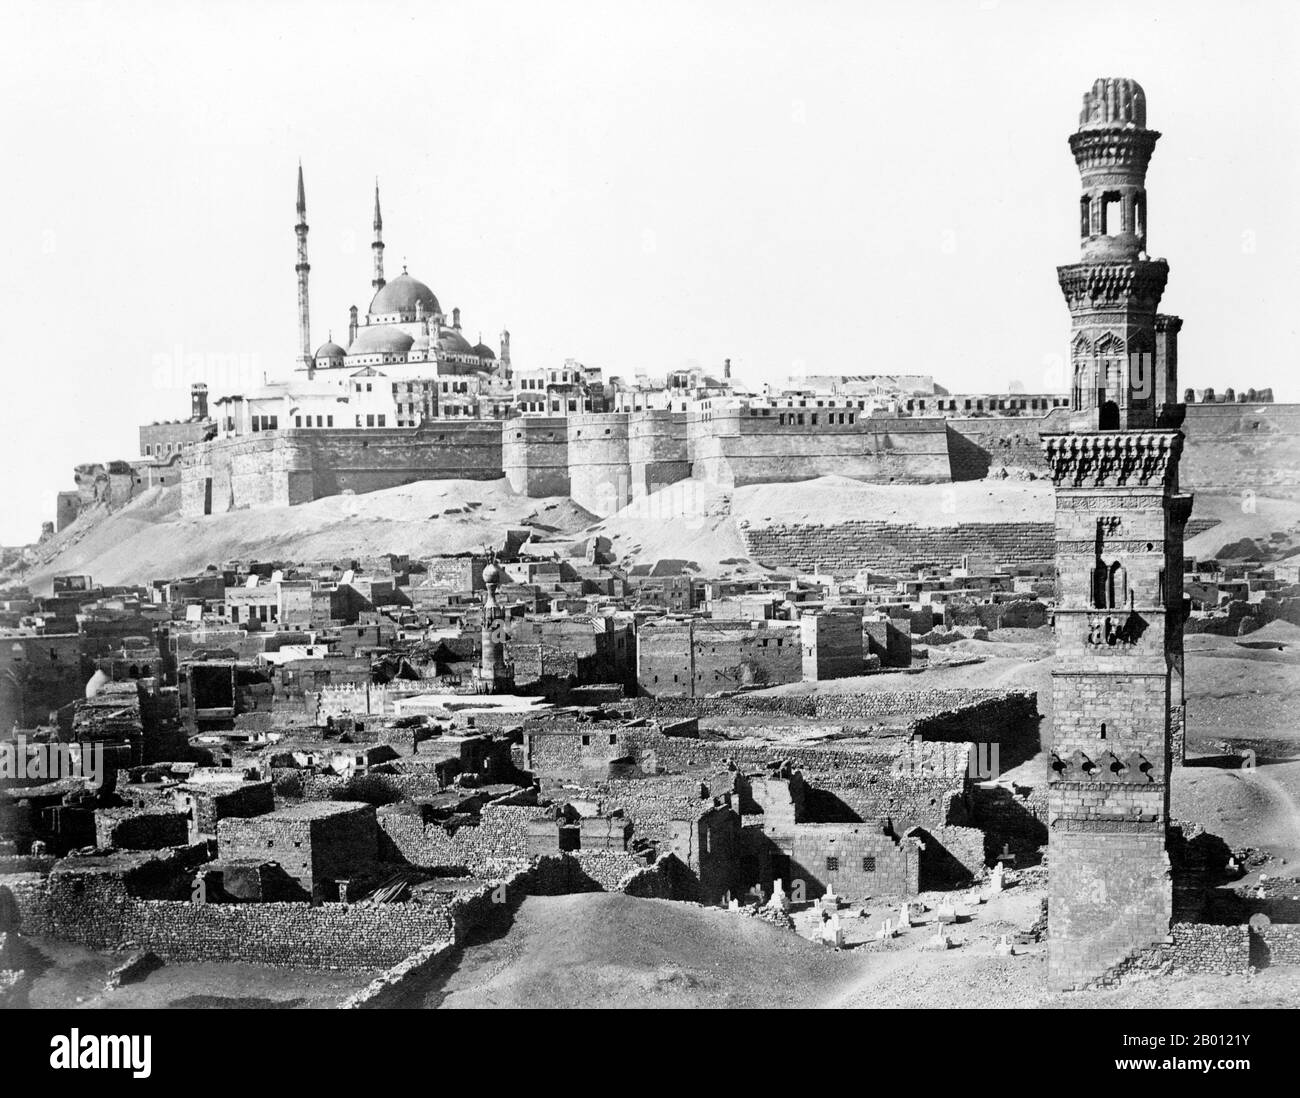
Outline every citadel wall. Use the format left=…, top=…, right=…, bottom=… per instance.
left=170, top=400, right=1300, bottom=520
left=689, top=408, right=952, bottom=487
left=501, top=417, right=570, bottom=498
left=181, top=423, right=503, bottom=516
left=565, top=412, right=631, bottom=517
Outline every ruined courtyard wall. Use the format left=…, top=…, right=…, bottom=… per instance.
left=376, top=804, right=541, bottom=871
left=2, top=870, right=453, bottom=970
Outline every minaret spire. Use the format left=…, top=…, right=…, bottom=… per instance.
left=371, top=178, right=386, bottom=291
left=295, top=161, right=312, bottom=374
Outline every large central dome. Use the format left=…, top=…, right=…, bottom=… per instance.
left=368, top=272, right=440, bottom=318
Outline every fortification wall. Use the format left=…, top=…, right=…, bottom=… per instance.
left=628, top=410, right=691, bottom=497
left=502, top=417, right=571, bottom=498
left=173, top=403, right=1300, bottom=519
left=945, top=403, right=1300, bottom=493
left=690, top=411, right=952, bottom=487
left=741, top=519, right=1054, bottom=574
left=566, top=413, right=631, bottom=517
left=946, top=410, right=1070, bottom=479
left=1179, top=402, right=1300, bottom=494
left=180, top=424, right=504, bottom=516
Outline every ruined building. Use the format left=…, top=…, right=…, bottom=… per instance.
left=1042, top=78, right=1193, bottom=990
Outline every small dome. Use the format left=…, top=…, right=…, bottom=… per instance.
left=314, top=340, right=347, bottom=361
left=437, top=328, right=474, bottom=356
left=472, top=341, right=496, bottom=360
left=368, top=272, right=440, bottom=318
left=348, top=325, right=414, bottom=356
left=1078, top=77, right=1147, bottom=130
left=482, top=562, right=502, bottom=586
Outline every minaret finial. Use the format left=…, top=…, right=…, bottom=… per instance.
left=295, top=162, right=312, bottom=375
left=371, top=178, right=386, bottom=292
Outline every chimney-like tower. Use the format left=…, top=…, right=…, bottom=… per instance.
left=723, top=357, right=732, bottom=381
left=295, top=163, right=312, bottom=373
left=371, top=179, right=386, bottom=291
left=348, top=305, right=359, bottom=346
left=1058, top=78, right=1183, bottom=431
left=191, top=382, right=209, bottom=421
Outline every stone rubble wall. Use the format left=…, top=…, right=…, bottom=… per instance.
left=742, top=521, right=1055, bottom=574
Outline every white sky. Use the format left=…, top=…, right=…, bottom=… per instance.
left=1, top=0, right=1297, bottom=544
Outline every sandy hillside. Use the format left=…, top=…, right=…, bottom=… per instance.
left=589, top=477, right=1055, bottom=574
left=19, top=480, right=594, bottom=592
left=1184, top=490, right=1300, bottom=558
left=412, top=889, right=1300, bottom=1010
left=417, top=892, right=862, bottom=1009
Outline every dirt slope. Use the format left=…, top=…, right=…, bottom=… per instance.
left=18, top=480, right=593, bottom=592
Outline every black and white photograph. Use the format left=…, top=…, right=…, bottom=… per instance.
left=0, top=0, right=1296, bottom=1069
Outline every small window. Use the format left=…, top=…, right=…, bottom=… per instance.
left=826, top=856, right=839, bottom=872
left=862, top=856, right=876, bottom=872
left=581, top=735, right=590, bottom=746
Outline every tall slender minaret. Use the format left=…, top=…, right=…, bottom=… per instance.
left=371, top=180, right=386, bottom=291
left=1043, top=78, right=1193, bottom=991
left=295, top=163, right=312, bottom=373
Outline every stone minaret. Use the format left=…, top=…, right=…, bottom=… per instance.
left=474, top=555, right=512, bottom=693
left=1042, top=78, right=1193, bottom=992
left=371, top=180, right=386, bottom=292
left=1059, top=78, right=1183, bottom=432
left=295, top=163, right=312, bottom=374
left=499, top=328, right=511, bottom=377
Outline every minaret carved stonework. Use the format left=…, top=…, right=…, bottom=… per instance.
left=1043, top=79, right=1193, bottom=991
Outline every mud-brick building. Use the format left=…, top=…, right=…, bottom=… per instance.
left=217, top=801, right=378, bottom=899
left=636, top=618, right=801, bottom=697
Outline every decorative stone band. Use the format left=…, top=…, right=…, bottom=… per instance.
left=1050, top=816, right=1163, bottom=832
left=1041, top=430, right=1183, bottom=488
left=1050, top=749, right=1157, bottom=784
left=1067, top=127, right=1159, bottom=177
left=1056, top=260, right=1168, bottom=310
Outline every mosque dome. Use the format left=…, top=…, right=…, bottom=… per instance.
left=437, top=328, right=474, bottom=356
left=368, top=272, right=441, bottom=318
left=348, top=325, right=414, bottom=355
left=482, top=561, right=502, bottom=586
left=472, top=341, right=496, bottom=360
left=314, top=339, right=347, bottom=361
